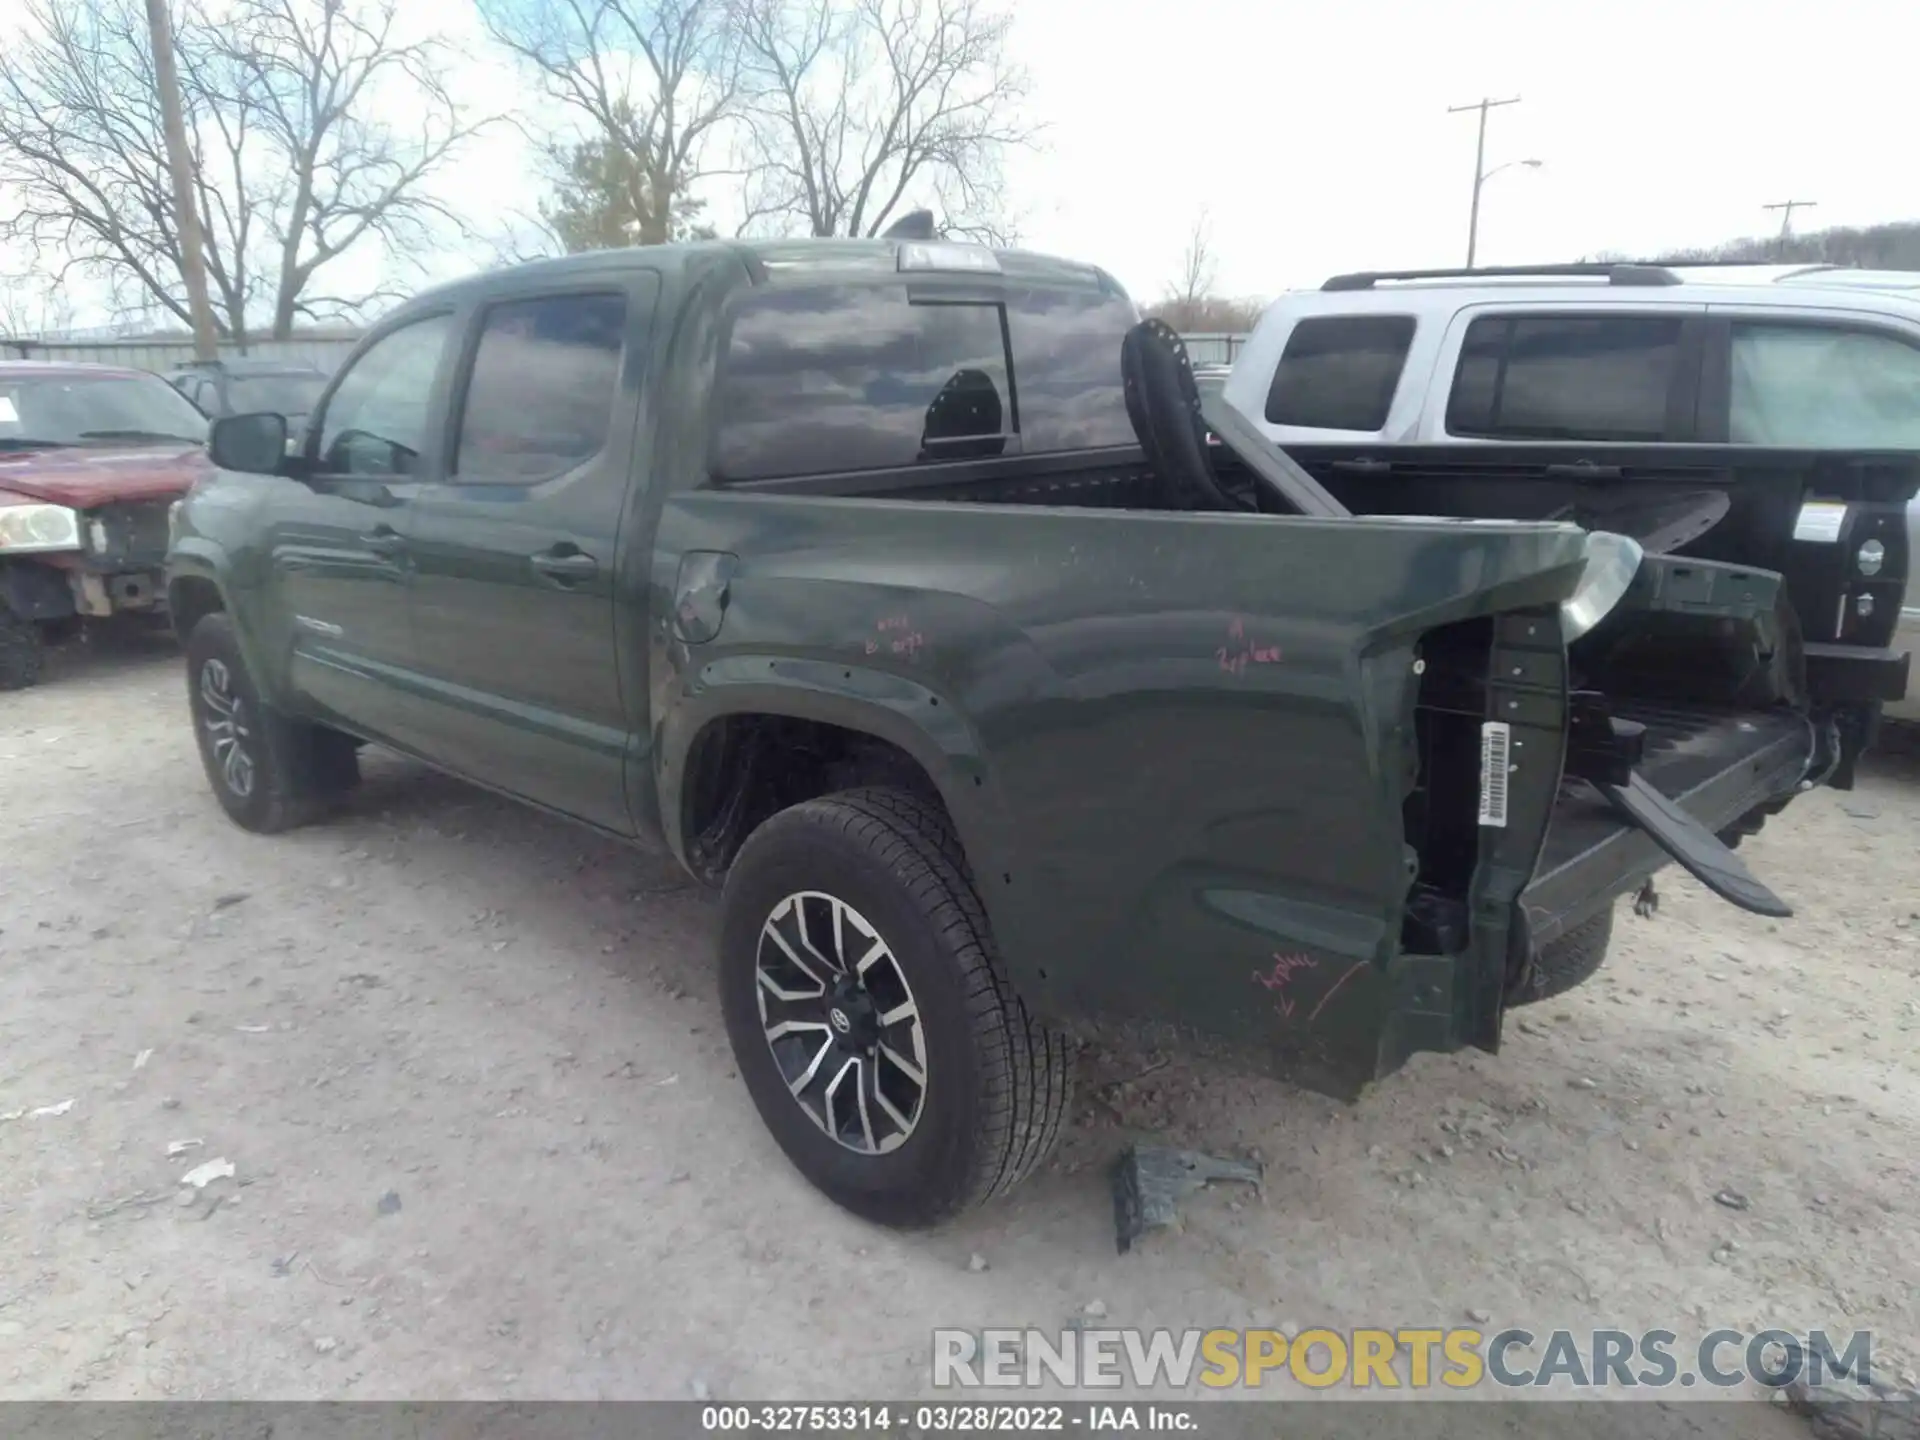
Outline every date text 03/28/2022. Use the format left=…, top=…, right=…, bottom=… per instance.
left=700, top=1405, right=1197, bottom=1432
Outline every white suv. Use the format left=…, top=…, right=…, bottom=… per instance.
left=1215, top=262, right=1920, bottom=726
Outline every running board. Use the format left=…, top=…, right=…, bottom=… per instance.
left=1601, top=772, right=1792, bottom=917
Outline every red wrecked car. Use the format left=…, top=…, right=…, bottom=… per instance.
left=1, top=360, right=211, bottom=689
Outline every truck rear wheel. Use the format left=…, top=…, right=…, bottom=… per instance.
left=0, top=604, right=44, bottom=690
left=1510, top=904, right=1615, bottom=1007
left=718, top=786, right=1071, bottom=1227
left=185, top=612, right=359, bottom=833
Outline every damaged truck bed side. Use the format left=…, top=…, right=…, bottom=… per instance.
left=169, top=239, right=1823, bottom=1226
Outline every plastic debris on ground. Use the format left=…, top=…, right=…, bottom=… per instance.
left=0, top=1098, right=78, bottom=1122
left=1110, top=1143, right=1263, bottom=1254
left=180, top=1157, right=236, bottom=1189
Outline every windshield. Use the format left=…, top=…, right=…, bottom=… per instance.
left=0, top=373, right=210, bottom=447
left=227, top=373, right=327, bottom=416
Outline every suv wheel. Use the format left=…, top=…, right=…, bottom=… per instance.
left=0, top=604, right=44, bottom=690
left=719, top=787, right=1072, bottom=1227
left=185, top=612, right=359, bottom=833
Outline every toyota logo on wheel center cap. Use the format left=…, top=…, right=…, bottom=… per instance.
left=829, top=1008, right=851, bottom=1034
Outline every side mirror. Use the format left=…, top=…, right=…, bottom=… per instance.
left=208, top=412, right=289, bottom=475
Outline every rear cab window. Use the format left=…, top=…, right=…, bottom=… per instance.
left=713, top=278, right=1138, bottom=484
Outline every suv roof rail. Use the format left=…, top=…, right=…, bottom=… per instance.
left=1321, top=262, right=1684, bottom=291
left=1635, top=258, right=1845, bottom=271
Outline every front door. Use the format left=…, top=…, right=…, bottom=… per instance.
left=403, top=279, right=656, bottom=833
left=265, top=311, right=457, bottom=746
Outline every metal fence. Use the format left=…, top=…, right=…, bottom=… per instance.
left=2, top=332, right=362, bottom=374
left=1179, top=332, right=1251, bottom=368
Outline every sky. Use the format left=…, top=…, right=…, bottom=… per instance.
left=990, top=0, right=1920, bottom=300
left=421, top=0, right=1920, bottom=309
left=11, top=0, right=1920, bottom=328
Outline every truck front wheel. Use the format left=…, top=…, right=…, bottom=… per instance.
left=0, top=604, right=44, bottom=690
left=718, top=786, right=1071, bottom=1227
left=185, top=613, right=359, bottom=833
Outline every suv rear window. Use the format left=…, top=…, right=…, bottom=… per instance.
left=717, top=286, right=1014, bottom=481
left=1447, top=314, right=1683, bottom=442
left=1729, top=322, right=1920, bottom=448
left=1264, top=315, right=1415, bottom=431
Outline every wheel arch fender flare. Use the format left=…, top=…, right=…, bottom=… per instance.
left=656, top=652, right=1019, bottom=904
left=166, top=545, right=289, bottom=710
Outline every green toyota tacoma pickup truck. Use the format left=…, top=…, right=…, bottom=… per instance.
left=168, top=237, right=1831, bottom=1226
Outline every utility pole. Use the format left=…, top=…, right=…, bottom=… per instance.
left=1763, top=199, right=1817, bottom=255
left=1448, top=96, right=1522, bottom=268
left=143, top=0, right=219, bottom=361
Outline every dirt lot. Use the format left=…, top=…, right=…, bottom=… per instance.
left=2, top=642, right=1916, bottom=1412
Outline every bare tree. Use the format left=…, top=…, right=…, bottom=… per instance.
left=213, top=0, right=490, bottom=337
left=734, top=0, right=1034, bottom=240
left=0, top=0, right=246, bottom=336
left=480, top=0, right=744, bottom=248
left=1172, top=210, right=1217, bottom=319
left=1147, top=209, right=1263, bottom=334
left=0, top=264, right=77, bottom=343
left=0, top=0, right=483, bottom=343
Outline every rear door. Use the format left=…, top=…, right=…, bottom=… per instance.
left=1283, top=306, right=1715, bottom=525
left=266, top=310, right=457, bottom=746
left=403, top=276, right=658, bottom=834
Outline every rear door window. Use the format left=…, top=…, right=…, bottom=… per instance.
left=452, top=292, right=628, bottom=483
left=1264, top=315, right=1415, bottom=431
left=716, top=285, right=1014, bottom=481
left=1727, top=322, right=1920, bottom=447
left=1447, top=314, right=1684, bottom=441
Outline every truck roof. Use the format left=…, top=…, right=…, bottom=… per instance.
left=403, top=237, right=1124, bottom=312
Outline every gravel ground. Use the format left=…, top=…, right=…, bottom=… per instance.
left=2, top=641, right=1916, bottom=1419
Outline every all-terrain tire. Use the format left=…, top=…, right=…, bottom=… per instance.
left=718, top=786, right=1072, bottom=1227
left=185, top=612, right=359, bottom=833
left=0, top=604, right=45, bottom=690
left=1510, top=904, right=1615, bottom=1007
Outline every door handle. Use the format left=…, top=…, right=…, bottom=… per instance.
left=1329, top=458, right=1392, bottom=476
left=530, top=547, right=600, bottom=585
left=360, top=526, right=405, bottom=557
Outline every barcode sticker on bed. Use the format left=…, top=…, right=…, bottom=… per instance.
left=1479, top=721, right=1512, bottom=828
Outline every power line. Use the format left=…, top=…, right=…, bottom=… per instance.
left=1448, top=97, right=1522, bottom=268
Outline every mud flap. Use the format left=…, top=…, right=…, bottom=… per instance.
left=1601, top=772, right=1792, bottom=918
